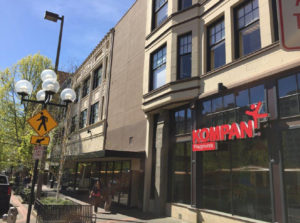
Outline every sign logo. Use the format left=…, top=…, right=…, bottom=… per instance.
left=30, top=136, right=50, bottom=146
left=27, top=109, right=58, bottom=136
left=193, top=102, right=268, bottom=152
left=278, top=0, right=300, bottom=50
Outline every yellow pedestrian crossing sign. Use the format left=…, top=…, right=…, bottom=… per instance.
left=27, top=109, right=58, bottom=136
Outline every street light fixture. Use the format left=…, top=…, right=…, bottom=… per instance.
left=15, top=70, right=75, bottom=108
left=44, top=11, right=60, bottom=22
left=14, top=69, right=75, bottom=223
left=44, top=11, right=64, bottom=73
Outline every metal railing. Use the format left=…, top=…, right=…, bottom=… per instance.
left=35, top=199, right=93, bottom=223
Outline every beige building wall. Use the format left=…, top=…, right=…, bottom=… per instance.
left=105, top=0, right=147, bottom=153
left=142, top=0, right=300, bottom=113
left=66, top=31, right=114, bottom=156
left=142, top=0, right=300, bottom=221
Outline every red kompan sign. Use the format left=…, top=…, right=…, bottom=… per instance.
left=192, top=102, right=268, bottom=152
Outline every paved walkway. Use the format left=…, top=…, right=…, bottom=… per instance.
left=93, top=207, right=186, bottom=223
left=0, top=192, right=36, bottom=223
left=1, top=185, right=187, bottom=223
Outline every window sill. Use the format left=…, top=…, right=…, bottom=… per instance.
left=202, top=42, right=280, bottom=78
left=144, top=76, right=199, bottom=99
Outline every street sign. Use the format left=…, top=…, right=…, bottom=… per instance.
left=278, top=0, right=300, bottom=50
left=30, top=136, right=50, bottom=145
left=33, top=146, right=44, bottom=160
left=27, top=109, right=58, bottom=136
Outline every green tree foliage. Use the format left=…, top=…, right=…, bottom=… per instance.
left=0, top=53, right=52, bottom=171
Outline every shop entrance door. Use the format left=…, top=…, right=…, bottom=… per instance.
left=281, top=127, right=300, bottom=223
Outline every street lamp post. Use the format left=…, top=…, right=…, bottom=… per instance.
left=15, top=69, right=76, bottom=223
left=44, top=11, right=64, bottom=73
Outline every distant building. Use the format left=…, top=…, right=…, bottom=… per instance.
left=63, top=0, right=147, bottom=208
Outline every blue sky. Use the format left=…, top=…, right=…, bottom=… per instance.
left=0, top=0, right=135, bottom=72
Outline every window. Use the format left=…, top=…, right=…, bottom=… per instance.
left=151, top=45, right=167, bottom=90
left=198, top=87, right=271, bottom=222
left=199, top=84, right=266, bottom=127
left=282, top=129, right=300, bottom=223
left=153, top=0, right=168, bottom=29
left=235, top=0, right=261, bottom=58
left=75, top=87, right=80, bottom=103
left=178, top=33, right=192, bottom=79
left=70, top=115, right=77, bottom=133
left=93, top=66, right=102, bottom=89
left=82, top=77, right=90, bottom=98
left=208, top=19, right=225, bottom=71
left=174, top=107, right=192, bottom=135
left=79, top=109, right=87, bottom=129
left=90, top=102, right=99, bottom=124
left=271, top=0, right=279, bottom=42
left=170, top=142, right=191, bottom=204
left=277, top=73, right=300, bottom=117
left=178, top=0, right=192, bottom=11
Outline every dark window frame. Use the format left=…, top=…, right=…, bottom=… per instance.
left=169, top=141, right=191, bottom=204
left=173, top=106, right=192, bottom=135
left=70, top=115, right=77, bottom=133
left=198, top=83, right=267, bottom=127
left=178, top=0, right=192, bottom=11
left=89, top=102, right=99, bottom=125
left=271, top=0, right=279, bottom=42
left=82, top=77, right=90, bottom=98
left=79, top=109, right=87, bottom=129
left=93, top=66, right=103, bottom=90
left=75, top=87, right=80, bottom=103
left=277, top=72, right=300, bottom=118
left=177, top=32, right=192, bottom=80
left=207, top=17, right=226, bottom=71
left=234, top=0, right=261, bottom=58
left=150, top=44, right=167, bottom=91
left=152, top=0, right=168, bottom=30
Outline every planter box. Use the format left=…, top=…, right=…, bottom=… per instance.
left=35, top=197, right=93, bottom=223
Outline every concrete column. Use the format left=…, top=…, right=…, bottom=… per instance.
left=259, top=0, right=273, bottom=47
left=224, top=6, right=234, bottom=64
left=153, top=110, right=170, bottom=215
left=143, top=114, right=153, bottom=212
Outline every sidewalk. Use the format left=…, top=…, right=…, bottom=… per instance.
left=93, top=207, right=186, bottom=223
left=0, top=192, right=36, bottom=223
left=2, top=185, right=187, bottom=223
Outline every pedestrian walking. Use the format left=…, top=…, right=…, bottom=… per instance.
left=89, top=180, right=101, bottom=213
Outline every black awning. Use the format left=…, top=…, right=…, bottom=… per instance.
left=65, top=149, right=145, bottom=162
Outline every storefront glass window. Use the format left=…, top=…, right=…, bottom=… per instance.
left=278, top=74, right=300, bottom=117
left=231, top=138, right=271, bottom=221
left=202, top=143, right=231, bottom=213
left=200, top=84, right=265, bottom=126
left=198, top=84, right=271, bottom=221
left=212, top=96, right=223, bottom=112
left=282, top=129, right=300, bottom=223
left=174, top=107, right=192, bottom=135
left=170, top=142, right=191, bottom=204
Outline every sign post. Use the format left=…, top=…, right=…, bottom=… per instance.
left=277, top=0, right=300, bottom=50
left=26, top=145, right=44, bottom=223
left=26, top=109, right=57, bottom=223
